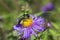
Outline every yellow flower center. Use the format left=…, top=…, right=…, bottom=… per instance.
left=20, top=18, right=33, bottom=28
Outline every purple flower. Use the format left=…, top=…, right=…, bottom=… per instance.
left=41, top=3, right=54, bottom=12
left=13, top=14, right=45, bottom=38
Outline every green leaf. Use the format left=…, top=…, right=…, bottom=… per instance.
left=31, top=35, right=36, bottom=40
left=51, top=22, right=59, bottom=30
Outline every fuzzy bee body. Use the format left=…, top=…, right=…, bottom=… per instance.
left=18, top=14, right=30, bottom=24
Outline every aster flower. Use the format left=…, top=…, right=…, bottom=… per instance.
left=13, top=14, right=45, bottom=39
left=41, top=3, right=54, bottom=12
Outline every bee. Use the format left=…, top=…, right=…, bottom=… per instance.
left=18, top=14, right=30, bottom=24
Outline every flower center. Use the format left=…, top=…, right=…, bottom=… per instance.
left=21, top=18, right=33, bottom=28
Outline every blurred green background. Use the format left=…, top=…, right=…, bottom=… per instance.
left=0, top=0, right=60, bottom=40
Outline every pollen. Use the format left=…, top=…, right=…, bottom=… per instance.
left=21, top=18, right=33, bottom=27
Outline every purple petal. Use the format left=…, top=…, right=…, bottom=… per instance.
left=29, top=14, right=39, bottom=21
left=36, top=17, right=44, bottom=21
left=41, top=3, right=54, bottom=12
left=22, top=28, right=30, bottom=38
left=33, top=17, right=38, bottom=21
left=32, top=25, right=44, bottom=32
left=30, top=28, right=37, bottom=37
left=13, top=24, right=22, bottom=30
left=46, top=3, right=54, bottom=10
left=16, top=24, right=22, bottom=27
left=17, top=29, right=24, bottom=36
left=34, top=17, right=44, bottom=25
left=47, top=22, right=51, bottom=27
left=41, top=6, right=47, bottom=12
left=46, top=3, right=53, bottom=8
